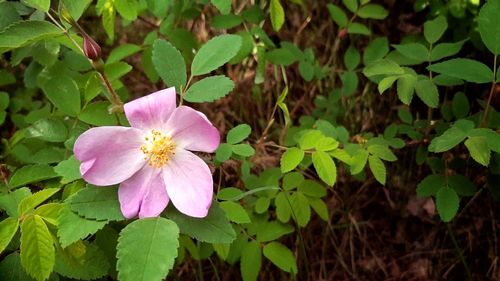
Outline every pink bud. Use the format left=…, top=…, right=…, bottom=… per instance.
left=339, top=29, right=347, bottom=39
left=83, top=34, right=101, bottom=61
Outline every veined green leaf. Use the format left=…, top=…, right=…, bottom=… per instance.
left=312, top=151, right=337, bottom=186
left=152, top=39, right=186, bottom=92
left=424, top=15, right=447, bottom=44
left=0, top=21, right=61, bottom=53
left=184, top=75, right=234, bottom=103
left=368, top=155, right=386, bottom=185
left=280, top=148, right=305, bottom=173
left=191, top=35, right=242, bottom=76
left=427, top=58, right=493, bottom=83
left=0, top=217, right=19, bottom=254
left=263, top=242, right=297, bottom=274
left=270, top=0, right=285, bottom=31
left=478, top=0, right=500, bottom=55
left=436, top=187, right=459, bottom=222
left=240, top=241, right=261, bottom=281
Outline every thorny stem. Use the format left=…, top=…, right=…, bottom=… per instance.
left=480, top=54, right=497, bottom=127
left=46, top=10, right=124, bottom=111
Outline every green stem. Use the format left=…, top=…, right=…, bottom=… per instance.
left=480, top=55, right=497, bottom=127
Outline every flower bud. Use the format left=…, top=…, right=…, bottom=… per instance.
left=83, top=34, right=101, bottom=61
left=339, top=28, right=347, bottom=39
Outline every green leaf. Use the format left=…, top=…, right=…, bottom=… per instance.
left=79, top=101, right=117, bottom=126
left=430, top=40, right=465, bottom=62
left=309, top=198, right=329, bottom=220
left=191, top=35, right=242, bottom=76
left=117, top=217, right=179, bottom=281
left=254, top=197, right=271, bottom=213
left=232, top=144, right=255, bottom=157
left=0, top=217, right=19, bottom=254
left=415, top=78, right=439, bottom=108
left=21, top=0, right=50, bottom=12
left=215, top=143, right=232, bottom=162
left=100, top=0, right=116, bottom=40
left=350, top=149, right=369, bottom=174
left=211, top=0, right=231, bottom=14
left=263, top=242, right=297, bottom=274
left=397, top=74, right=417, bottom=104
left=54, top=241, right=109, bottom=280
left=220, top=201, right=250, bottom=224
left=347, top=22, right=371, bottom=35
left=0, top=188, right=31, bottom=217
left=452, top=92, right=469, bottom=119
left=152, top=39, right=186, bottom=92
left=428, top=119, right=474, bottom=152
left=478, top=0, right=500, bottom=55
left=327, top=4, right=348, bottom=28
left=344, top=46, right=360, bottom=70
left=290, top=192, right=311, bottom=227
left=256, top=221, right=294, bottom=242
left=266, top=48, right=297, bottom=66
left=0, top=21, right=61, bottom=52
left=368, top=155, right=386, bottom=185
left=367, top=144, right=397, bottom=161
left=9, top=164, right=58, bottom=188
left=42, top=75, right=80, bottom=116
left=54, top=156, right=81, bottom=184
left=299, top=130, right=322, bottom=149
left=69, top=186, right=125, bottom=221
left=378, top=76, right=397, bottom=94
left=26, top=118, right=68, bottom=142
left=436, top=187, right=459, bottom=222
left=298, top=179, right=326, bottom=198
left=114, top=0, right=138, bottom=21
left=448, top=175, right=476, bottom=196
left=57, top=206, right=107, bottom=248
left=104, top=62, right=132, bottom=81
left=60, top=0, right=91, bottom=21
left=465, top=136, right=491, bottom=166
left=357, top=4, right=388, bottom=19
left=427, top=58, right=493, bottom=83
left=424, top=15, right=447, bottom=44
left=226, top=124, right=252, bottom=144
left=185, top=75, right=234, bottom=103
left=342, top=0, right=358, bottom=12
left=20, top=215, right=55, bottom=281
left=275, top=192, right=292, bottom=223
left=312, top=151, right=337, bottom=186
left=18, top=188, right=60, bottom=216
left=166, top=202, right=236, bottom=243
left=270, top=0, right=285, bottom=31
left=363, top=59, right=404, bottom=77
left=416, top=174, right=445, bottom=197
left=280, top=148, right=305, bottom=173
left=106, top=44, right=141, bottom=64
left=398, top=108, right=413, bottom=124
left=364, top=37, right=389, bottom=65
left=212, top=14, right=243, bottom=29
left=240, top=241, right=261, bottom=281
left=0, top=253, right=35, bottom=281
left=392, top=43, right=429, bottom=62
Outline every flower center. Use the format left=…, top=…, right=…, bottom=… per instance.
left=140, top=129, right=176, bottom=168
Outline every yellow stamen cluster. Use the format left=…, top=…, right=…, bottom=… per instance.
left=140, top=129, right=176, bottom=168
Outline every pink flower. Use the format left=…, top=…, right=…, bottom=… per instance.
left=73, top=88, right=220, bottom=218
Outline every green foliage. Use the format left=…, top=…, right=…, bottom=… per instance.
left=191, top=35, right=242, bottom=76
left=152, top=39, right=186, bottom=92
left=185, top=75, right=235, bottom=103
left=68, top=186, right=125, bottom=221
left=262, top=242, right=297, bottom=274
left=117, top=218, right=179, bottom=281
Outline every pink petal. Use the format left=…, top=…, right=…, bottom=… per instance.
left=118, top=166, right=169, bottom=219
left=124, top=87, right=177, bottom=130
left=162, top=149, right=213, bottom=217
left=166, top=106, right=220, bottom=153
left=74, top=126, right=145, bottom=186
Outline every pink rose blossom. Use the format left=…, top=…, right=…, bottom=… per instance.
left=73, top=87, right=220, bottom=218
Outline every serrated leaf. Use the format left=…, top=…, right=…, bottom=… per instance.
left=415, top=78, right=439, bottom=108
left=57, top=206, right=107, bottom=248
left=0, top=217, right=19, bottom=254
left=0, top=252, right=35, bottom=281
left=280, top=148, right=304, bottom=173
left=263, top=242, right=297, bottom=274
left=0, top=188, right=31, bottom=217
left=0, top=21, right=62, bottom=52
left=241, top=241, right=261, bottom=281
left=367, top=144, right=397, bottom=161
left=9, top=164, right=58, bottom=188
left=219, top=201, right=250, bottom=224
left=227, top=124, right=252, bottom=144
left=393, top=43, right=429, bottom=62
left=21, top=0, right=50, bottom=11
left=26, top=118, right=68, bottom=142
left=101, top=0, right=115, bottom=40
left=69, top=186, right=125, bottom=221
left=152, top=39, right=186, bottom=92
left=424, top=15, right=447, bottom=44
left=18, top=188, right=60, bottom=216
left=357, top=4, right=388, bottom=19
left=114, top=0, right=138, bottom=20
left=416, top=174, right=445, bottom=197
left=290, top=192, right=311, bottom=227
left=364, top=37, right=389, bottom=65
left=54, top=241, right=109, bottom=280
left=270, top=0, right=285, bottom=31
left=78, top=101, right=117, bottom=126
left=266, top=48, right=297, bottom=66
left=478, top=0, right=500, bottom=55
left=60, top=0, right=91, bottom=21
left=397, top=73, right=417, bottom=104
left=34, top=203, right=63, bottom=226
left=363, top=59, right=404, bottom=77
left=20, top=215, right=55, bottom=281
left=54, top=156, right=81, bottom=184
left=42, top=75, right=80, bottom=116
left=465, top=136, right=490, bottom=166
left=436, top=187, right=459, bottom=222
left=191, top=35, right=242, bottom=76
left=327, top=4, right=348, bottom=27
left=312, top=151, right=337, bottom=186
left=256, top=221, right=294, bottom=242
left=427, top=58, right=493, bottom=83
left=275, top=192, right=291, bottom=223
left=185, top=75, right=234, bottom=103
left=378, top=76, right=397, bottom=94
left=350, top=149, right=368, bottom=174
left=429, top=119, right=474, bottom=152
left=368, top=155, right=386, bottom=185
left=430, top=40, right=465, bottom=62
left=166, top=202, right=236, bottom=243
left=117, top=217, right=179, bottom=281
